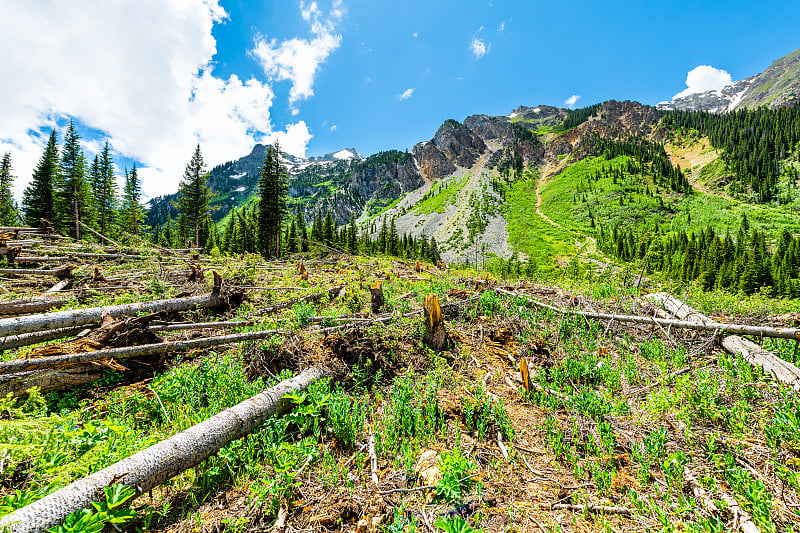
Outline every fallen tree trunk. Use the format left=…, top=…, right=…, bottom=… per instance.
left=0, top=364, right=103, bottom=397
left=0, top=267, right=71, bottom=279
left=0, top=329, right=285, bottom=376
left=79, top=221, right=123, bottom=249
left=149, top=320, right=253, bottom=332
left=0, top=325, right=86, bottom=351
left=0, top=288, right=227, bottom=337
left=45, top=278, right=72, bottom=294
left=494, top=288, right=800, bottom=340
left=646, top=292, right=800, bottom=392
left=256, top=285, right=344, bottom=315
left=0, top=296, right=70, bottom=316
left=0, top=365, right=330, bottom=533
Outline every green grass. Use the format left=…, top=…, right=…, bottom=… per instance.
left=505, top=175, right=575, bottom=263
left=413, top=175, right=469, bottom=215
left=538, top=154, right=800, bottom=244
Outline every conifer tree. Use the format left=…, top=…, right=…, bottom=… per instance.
left=296, top=204, right=309, bottom=252
left=55, top=120, right=92, bottom=239
left=176, top=144, right=213, bottom=247
left=347, top=215, right=358, bottom=254
left=121, top=164, right=144, bottom=237
left=257, top=143, right=289, bottom=258
left=93, top=141, right=117, bottom=236
left=323, top=210, right=334, bottom=245
left=0, top=153, right=16, bottom=225
left=23, top=130, right=59, bottom=225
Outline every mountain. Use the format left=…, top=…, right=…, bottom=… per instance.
left=147, top=47, right=800, bottom=274
left=657, top=47, right=800, bottom=112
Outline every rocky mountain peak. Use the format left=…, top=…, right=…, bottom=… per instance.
left=658, top=47, right=800, bottom=113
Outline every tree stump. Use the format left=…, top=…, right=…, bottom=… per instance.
left=423, top=293, right=446, bottom=352
left=370, top=280, right=384, bottom=314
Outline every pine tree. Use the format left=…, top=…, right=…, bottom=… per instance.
left=347, top=215, right=358, bottom=254
left=55, top=120, right=92, bottom=239
left=0, top=153, right=16, bottom=225
left=121, top=164, right=144, bottom=237
left=176, top=144, right=213, bottom=247
left=296, top=204, right=309, bottom=252
left=257, top=143, right=289, bottom=258
left=323, top=210, right=334, bottom=245
left=23, top=130, right=59, bottom=225
left=94, top=141, right=117, bottom=236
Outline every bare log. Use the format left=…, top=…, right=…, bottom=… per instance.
left=255, top=286, right=344, bottom=315
left=45, top=278, right=72, bottom=294
left=0, top=365, right=330, bottom=533
left=646, top=293, right=800, bottom=392
left=79, top=221, right=123, bottom=248
left=0, top=288, right=228, bottom=338
left=495, top=288, right=800, bottom=340
left=149, top=320, right=253, bottom=332
left=0, top=328, right=287, bottom=376
left=0, top=326, right=86, bottom=351
left=0, top=296, right=70, bottom=316
left=0, top=364, right=103, bottom=397
left=0, top=267, right=71, bottom=279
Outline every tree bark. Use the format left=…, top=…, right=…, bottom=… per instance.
left=646, top=293, right=800, bottom=392
left=0, top=328, right=284, bottom=376
left=0, top=267, right=71, bottom=279
left=496, top=288, right=800, bottom=340
left=0, top=365, right=330, bottom=533
left=0, top=326, right=85, bottom=351
left=0, top=290, right=227, bottom=337
left=0, top=296, right=69, bottom=316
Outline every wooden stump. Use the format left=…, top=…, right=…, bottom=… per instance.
left=370, top=280, right=384, bottom=314
left=423, top=293, right=446, bottom=352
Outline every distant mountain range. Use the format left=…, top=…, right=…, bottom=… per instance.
left=146, top=46, right=800, bottom=263
left=657, top=48, right=800, bottom=112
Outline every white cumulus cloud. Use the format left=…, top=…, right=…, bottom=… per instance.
left=565, top=94, right=581, bottom=108
left=251, top=1, right=344, bottom=113
left=0, top=0, right=328, bottom=199
left=673, top=65, right=733, bottom=99
left=470, top=36, right=490, bottom=59
left=398, top=88, right=415, bottom=101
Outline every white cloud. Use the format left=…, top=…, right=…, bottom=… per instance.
left=498, top=21, right=505, bottom=32
left=330, top=124, right=337, bottom=132
left=673, top=65, right=733, bottom=99
left=251, top=1, right=344, bottom=112
left=413, top=31, right=419, bottom=38
left=470, top=28, right=490, bottom=60
left=398, top=88, right=415, bottom=101
left=0, top=1, right=326, bottom=199
left=565, top=94, right=581, bottom=108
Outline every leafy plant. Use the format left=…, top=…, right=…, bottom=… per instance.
left=435, top=449, right=476, bottom=502
left=433, top=515, right=482, bottom=533
left=47, top=485, right=136, bottom=533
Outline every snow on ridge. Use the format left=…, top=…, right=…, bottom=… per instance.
left=235, top=186, right=246, bottom=192
left=230, top=172, right=246, bottom=179
left=533, top=107, right=541, bottom=113
left=333, top=149, right=356, bottom=160
left=508, top=111, right=520, bottom=118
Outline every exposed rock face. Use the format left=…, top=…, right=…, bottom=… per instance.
left=739, top=48, right=800, bottom=109
left=412, top=142, right=456, bottom=182
left=431, top=119, right=487, bottom=168
left=508, top=105, right=566, bottom=125
left=464, top=114, right=512, bottom=140
left=348, top=155, right=423, bottom=202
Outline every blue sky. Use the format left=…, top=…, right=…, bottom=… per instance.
left=1, top=0, right=799, bottom=198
